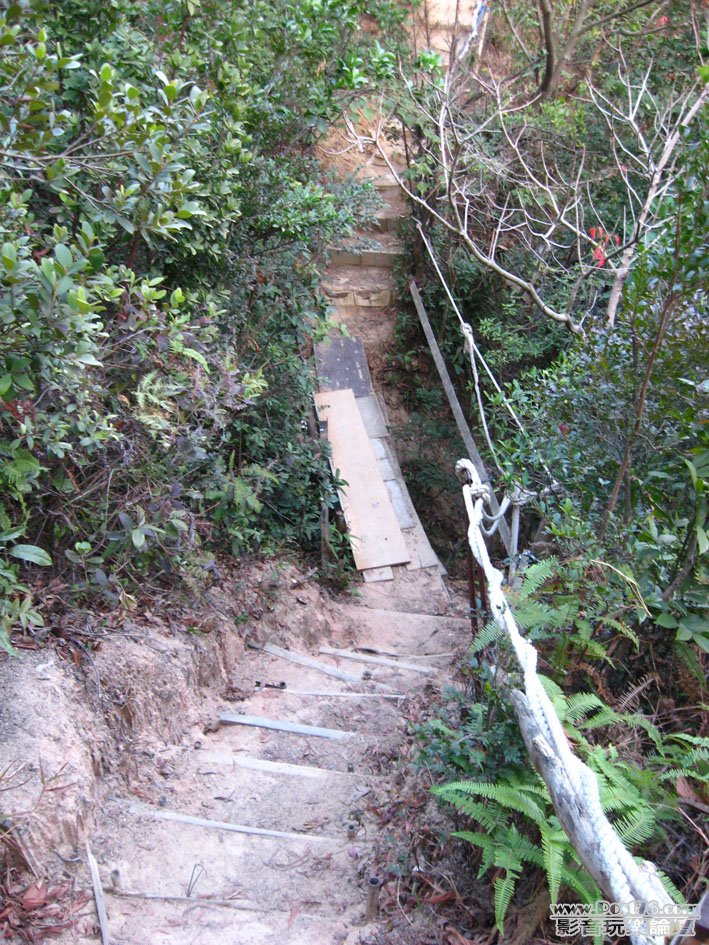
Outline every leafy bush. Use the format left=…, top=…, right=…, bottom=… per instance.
left=0, top=0, right=400, bottom=648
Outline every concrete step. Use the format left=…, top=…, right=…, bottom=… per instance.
left=373, top=206, right=407, bottom=232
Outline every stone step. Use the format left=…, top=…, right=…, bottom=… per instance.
left=330, top=230, right=402, bottom=268
left=373, top=207, right=406, bottom=232
left=322, top=266, right=395, bottom=307
left=330, top=246, right=399, bottom=268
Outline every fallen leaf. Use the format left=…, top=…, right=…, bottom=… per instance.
left=21, top=883, right=48, bottom=910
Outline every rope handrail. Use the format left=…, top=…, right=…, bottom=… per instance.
left=456, top=457, right=674, bottom=945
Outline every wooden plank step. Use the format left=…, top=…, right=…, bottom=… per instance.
left=319, top=646, right=436, bottom=675
left=261, top=642, right=360, bottom=682
left=315, top=388, right=410, bottom=571
left=386, top=479, right=417, bottom=529
left=147, top=808, right=337, bottom=844
left=219, top=712, right=354, bottom=740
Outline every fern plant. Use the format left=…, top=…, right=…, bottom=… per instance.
left=471, top=557, right=639, bottom=667
left=430, top=676, right=691, bottom=933
left=433, top=772, right=601, bottom=932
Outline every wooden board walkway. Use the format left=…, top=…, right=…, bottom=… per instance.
left=315, top=388, right=411, bottom=571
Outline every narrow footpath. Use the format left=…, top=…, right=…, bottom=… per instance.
left=77, top=138, right=472, bottom=945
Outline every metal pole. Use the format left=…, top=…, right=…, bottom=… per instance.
left=409, top=280, right=512, bottom=555
left=365, top=876, right=381, bottom=921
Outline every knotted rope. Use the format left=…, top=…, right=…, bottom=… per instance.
left=456, top=457, right=674, bottom=945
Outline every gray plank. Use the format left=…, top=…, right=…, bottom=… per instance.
left=86, top=844, right=111, bottom=945
left=356, top=394, right=388, bottom=437
left=319, top=646, right=435, bottom=675
left=363, top=566, right=394, bottom=583
left=315, top=335, right=372, bottom=397
left=370, top=438, right=398, bottom=480
left=262, top=642, right=360, bottom=682
left=150, top=808, right=336, bottom=843
left=385, top=479, right=417, bottom=529
left=219, top=712, right=354, bottom=740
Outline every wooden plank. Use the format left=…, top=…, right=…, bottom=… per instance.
left=315, top=389, right=410, bottom=570
left=319, top=646, right=435, bottom=675
left=150, top=808, right=335, bottom=843
left=409, top=280, right=512, bottom=555
left=278, top=689, right=405, bottom=700
left=315, top=335, right=373, bottom=397
left=403, top=524, right=442, bottom=571
left=262, top=642, right=360, bottom=682
left=355, top=394, right=388, bottom=437
left=219, top=712, right=354, bottom=740
left=86, top=843, right=111, bottom=945
left=385, top=479, right=417, bottom=529
left=363, top=566, right=394, bottom=583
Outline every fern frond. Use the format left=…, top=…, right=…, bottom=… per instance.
left=516, top=557, right=558, bottom=597
left=513, top=600, right=566, bottom=632
left=493, top=872, right=517, bottom=933
left=541, top=827, right=564, bottom=905
left=603, top=616, right=640, bottom=648
left=574, top=636, right=615, bottom=664
left=452, top=830, right=498, bottom=871
left=470, top=619, right=505, bottom=654
left=506, top=824, right=545, bottom=868
left=438, top=780, right=548, bottom=825
left=653, top=868, right=686, bottom=904
left=581, top=705, right=628, bottom=730
left=613, top=806, right=658, bottom=847
left=434, top=788, right=502, bottom=831
left=538, top=674, right=567, bottom=712
left=563, top=692, right=608, bottom=723
left=559, top=865, right=601, bottom=903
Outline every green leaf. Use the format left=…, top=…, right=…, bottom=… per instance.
left=9, top=544, right=53, bottom=566
left=1, top=242, right=17, bottom=271
left=0, top=527, right=26, bottom=543
left=181, top=347, right=209, bottom=370
left=654, top=611, right=678, bottom=629
left=54, top=243, right=73, bottom=270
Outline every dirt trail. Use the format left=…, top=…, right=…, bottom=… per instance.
left=78, top=138, right=473, bottom=944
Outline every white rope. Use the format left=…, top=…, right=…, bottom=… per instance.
left=456, top=457, right=674, bottom=945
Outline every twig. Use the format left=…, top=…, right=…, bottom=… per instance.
left=86, top=843, right=110, bottom=945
